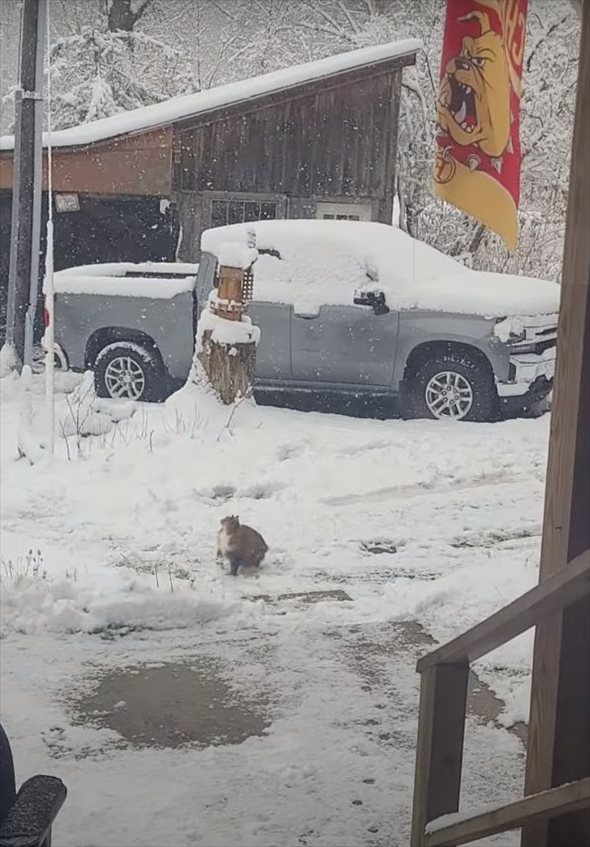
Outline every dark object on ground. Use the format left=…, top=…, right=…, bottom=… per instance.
left=0, top=722, right=67, bottom=847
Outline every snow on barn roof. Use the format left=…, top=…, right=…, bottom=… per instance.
left=0, top=39, right=420, bottom=152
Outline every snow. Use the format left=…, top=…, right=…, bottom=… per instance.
left=16, top=366, right=46, bottom=465
left=53, top=261, right=199, bottom=278
left=196, top=308, right=261, bottom=351
left=493, top=313, right=557, bottom=343
left=218, top=243, right=259, bottom=270
left=52, top=274, right=195, bottom=299
left=0, top=342, right=19, bottom=378
left=201, top=221, right=561, bottom=318
left=0, top=39, right=421, bottom=151
left=494, top=316, right=525, bottom=344
left=51, top=273, right=195, bottom=299
left=425, top=781, right=579, bottom=835
left=49, top=261, right=198, bottom=298
left=425, top=809, right=473, bottom=835
left=0, top=365, right=550, bottom=845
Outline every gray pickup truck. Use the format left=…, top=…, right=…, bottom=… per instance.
left=45, top=221, right=560, bottom=422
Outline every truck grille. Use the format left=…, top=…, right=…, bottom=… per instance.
left=534, top=337, right=557, bottom=354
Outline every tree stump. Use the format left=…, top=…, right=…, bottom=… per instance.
left=197, top=330, right=257, bottom=405
left=196, top=255, right=259, bottom=405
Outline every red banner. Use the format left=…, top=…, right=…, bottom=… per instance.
left=433, top=0, right=528, bottom=250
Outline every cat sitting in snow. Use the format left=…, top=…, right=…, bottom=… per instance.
left=217, top=516, right=268, bottom=576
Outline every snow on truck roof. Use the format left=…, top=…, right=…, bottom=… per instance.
left=0, top=39, right=420, bottom=152
left=202, top=220, right=561, bottom=318
left=51, top=262, right=198, bottom=299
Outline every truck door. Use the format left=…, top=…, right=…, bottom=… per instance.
left=290, top=300, right=399, bottom=390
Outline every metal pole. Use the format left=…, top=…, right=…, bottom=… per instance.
left=24, top=0, right=47, bottom=369
left=4, top=0, right=47, bottom=369
left=45, top=0, right=55, bottom=457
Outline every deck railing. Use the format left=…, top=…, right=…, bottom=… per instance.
left=410, top=549, right=590, bottom=847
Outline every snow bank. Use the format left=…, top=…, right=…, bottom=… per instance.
left=202, top=220, right=561, bottom=318
left=0, top=570, right=244, bottom=637
left=0, top=40, right=420, bottom=151
left=164, top=360, right=261, bottom=438
left=0, top=343, right=19, bottom=378
left=16, top=367, right=45, bottom=465
left=0, top=520, right=249, bottom=638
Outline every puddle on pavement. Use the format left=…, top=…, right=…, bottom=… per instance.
left=69, top=659, right=270, bottom=750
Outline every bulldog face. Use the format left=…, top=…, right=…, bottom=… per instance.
left=437, top=12, right=512, bottom=159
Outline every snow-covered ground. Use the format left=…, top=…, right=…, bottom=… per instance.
left=0, top=369, right=548, bottom=846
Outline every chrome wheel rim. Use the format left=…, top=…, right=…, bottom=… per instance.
left=104, top=356, right=145, bottom=400
left=425, top=371, right=473, bottom=420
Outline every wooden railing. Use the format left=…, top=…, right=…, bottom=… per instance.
left=410, top=549, right=590, bottom=847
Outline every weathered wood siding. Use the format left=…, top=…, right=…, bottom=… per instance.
left=174, top=68, right=403, bottom=208
left=0, top=127, right=173, bottom=196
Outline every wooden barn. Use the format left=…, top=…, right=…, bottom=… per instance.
left=0, top=39, right=419, bottom=337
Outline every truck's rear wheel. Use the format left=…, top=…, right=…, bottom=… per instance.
left=94, top=342, right=166, bottom=402
left=406, top=350, right=497, bottom=422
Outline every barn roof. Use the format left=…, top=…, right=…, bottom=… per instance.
left=0, top=38, right=420, bottom=152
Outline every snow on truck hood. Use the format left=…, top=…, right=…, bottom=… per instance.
left=201, top=221, right=560, bottom=318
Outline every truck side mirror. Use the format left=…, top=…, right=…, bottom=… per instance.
left=353, top=289, right=389, bottom=315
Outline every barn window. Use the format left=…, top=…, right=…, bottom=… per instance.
left=210, top=198, right=279, bottom=228
left=316, top=201, right=372, bottom=222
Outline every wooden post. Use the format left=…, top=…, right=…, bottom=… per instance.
left=410, top=663, right=469, bottom=847
left=4, top=0, right=47, bottom=368
left=197, top=258, right=258, bottom=405
left=522, top=6, right=590, bottom=846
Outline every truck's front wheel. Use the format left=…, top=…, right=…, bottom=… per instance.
left=405, top=350, right=497, bottom=422
left=94, top=342, right=166, bottom=402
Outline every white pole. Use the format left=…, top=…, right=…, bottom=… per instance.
left=44, top=0, right=55, bottom=456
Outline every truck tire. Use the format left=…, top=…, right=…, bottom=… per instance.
left=405, top=350, right=498, bottom=422
left=93, top=342, right=167, bottom=402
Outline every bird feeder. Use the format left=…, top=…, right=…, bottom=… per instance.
left=212, top=247, right=257, bottom=321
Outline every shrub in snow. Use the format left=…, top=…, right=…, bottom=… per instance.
left=59, top=371, right=114, bottom=440
left=1, top=549, right=46, bottom=581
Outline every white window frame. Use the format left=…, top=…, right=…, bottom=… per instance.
left=204, top=191, right=287, bottom=229
left=316, top=201, right=373, bottom=222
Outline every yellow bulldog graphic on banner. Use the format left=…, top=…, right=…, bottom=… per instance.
left=434, top=0, right=528, bottom=250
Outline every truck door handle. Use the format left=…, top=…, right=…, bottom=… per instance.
left=294, top=314, right=317, bottom=320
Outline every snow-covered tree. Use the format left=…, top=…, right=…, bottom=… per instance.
left=46, top=0, right=198, bottom=128
left=49, top=24, right=196, bottom=128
